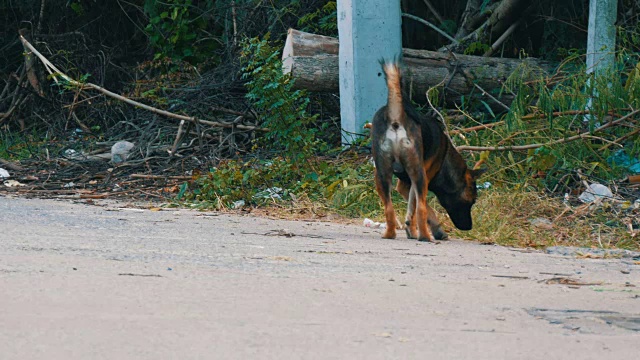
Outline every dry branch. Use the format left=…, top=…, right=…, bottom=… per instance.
left=421, top=0, right=444, bottom=25
left=455, top=0, right=492, bottom=40
left=455, top=110, right=640, bottom=152
left=402, top=13, right=457, bottom=44
left=18, top=34, right=268, bottom=133
left=18, top=29, right=43, bottom=97
left=0, top=158, right=25, bottom=172
left=129, top=174, right=192, bottom=180
left=444, top=0, right=528, bottom=54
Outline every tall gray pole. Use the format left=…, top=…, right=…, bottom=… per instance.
left=337, top=0, right=402, bottom=144
left=586, top=0, right=618, bottom=75
left=585, top=0, right=618, bottom=123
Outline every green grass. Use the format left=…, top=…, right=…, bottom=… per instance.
left=182, top=154, right=638, bottom=251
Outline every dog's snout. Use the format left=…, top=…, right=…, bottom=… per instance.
left=392, top=122, right=400, bottom=130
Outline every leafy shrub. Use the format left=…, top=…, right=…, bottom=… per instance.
left=240, top=36, right=327, bottom=163
left=144, top=0, right=221, bottom=66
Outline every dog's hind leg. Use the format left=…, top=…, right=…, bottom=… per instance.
left=415, top=179, right=434, bottom=242
left=375, top=169, right=398, bottom=239
left=398, top=176, right=445, bottom=240
left=396, top=179, right=417, bottom=238
left=407, top=167, right=433, bottom=242
left=405, top=185, right=418, bottom=239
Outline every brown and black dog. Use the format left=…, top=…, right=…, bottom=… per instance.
left=370, top=61, right=485, bottom=242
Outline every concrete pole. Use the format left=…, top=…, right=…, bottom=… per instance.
left=337, top=0, right=402, bottom=144
left=586, top=0, right=618, bottom=75
left=585, top=0, right=618, bottom=123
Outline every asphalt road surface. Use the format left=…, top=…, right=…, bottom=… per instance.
left=1, top=196, right=638, bottom=359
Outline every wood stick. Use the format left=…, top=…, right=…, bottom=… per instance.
left=483, top=18, right=523, bottom=57
left=456, top=109, right=640, bottom=151
left=0, top=158, right=25, bottom=171
left=169, top=119, right=186, bottom=156
left=450, top=121, right=504, bottom=135
left=402, top=13, right=458, bottom=44
left=422, top=0, right=444, bottom=25
left=129, top=174, right=192, bottom=180
left=473, top=83, right=510, bottom=111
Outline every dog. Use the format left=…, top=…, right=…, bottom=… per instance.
left=370, top=61, right=485, bottom=242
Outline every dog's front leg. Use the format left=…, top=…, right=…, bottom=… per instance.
left=375, top=169, right=397, bottom=239
left=427, top=206, right=448, bottom=240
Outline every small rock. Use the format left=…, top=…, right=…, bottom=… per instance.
left=530, top=217, right=553, bottom=230
left=111, top=141, right=135, bottom=164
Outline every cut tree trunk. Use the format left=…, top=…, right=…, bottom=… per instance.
left=282, top=29, right=554, bottom=108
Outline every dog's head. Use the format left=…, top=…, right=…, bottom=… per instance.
left=437, top=168, right=486, bottom=230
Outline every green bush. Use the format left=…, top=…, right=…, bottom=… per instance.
left=240, top=36, right=327, bottom=163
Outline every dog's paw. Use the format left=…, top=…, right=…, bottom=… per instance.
left=405, top=227, right=417, bottom=239
left=382, top=228, right=397, bottom=239
left=404, top=220, right=417, bottom=239
left=432, top=227, right=448, bottom=240
left=418, top=236, right=439, bottom=244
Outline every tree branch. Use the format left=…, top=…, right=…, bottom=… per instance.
left=421, top=0, right=444, bottom=25
left=456, top=109, right=640, bottom=152
left=18, top=34, right=268, bottom=133
left=402, top=13, right=458, bottom=44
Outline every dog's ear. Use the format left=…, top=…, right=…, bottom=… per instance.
left=469, top=168, right=487, bottom=180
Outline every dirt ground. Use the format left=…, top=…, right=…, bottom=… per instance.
left=0, top=195, right=639, bottom=360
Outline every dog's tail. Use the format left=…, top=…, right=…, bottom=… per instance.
left=382, top=61, right=404, bottom=128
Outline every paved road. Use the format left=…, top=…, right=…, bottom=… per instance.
left=0, top=196, right=638, bottom=359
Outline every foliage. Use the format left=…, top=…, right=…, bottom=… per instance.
left=298, top=1, right=338, bottom=36
left=464, top=41, right=490, bottom=56
left=180, top=155, right=381, bottom=217
left=452, top=51, right=640, bottom=194
left=0, top=132, right=35, bottom=160
left=449, top=188, right=638, bottom=250
left=143, top=0, right=221, bottom=66
left=240, top=36, right=327, bottom=162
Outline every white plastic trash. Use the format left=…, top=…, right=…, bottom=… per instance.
left=578, top=183, right=613, bottom=203
left=363, top=218, right=387, bottom=229
left=0, top=168, right=9, bottom=179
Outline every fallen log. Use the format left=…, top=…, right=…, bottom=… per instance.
left=282, top=29, right=555, bottom=108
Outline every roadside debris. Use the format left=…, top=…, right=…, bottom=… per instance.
left=111, top=141, right=135, bottom=164
left=3, top=180, right=25, bottom=187
left=540, top=277, right=603, bottom=286
left=546, top=246, right=640, bottom=260
left=607, top=149, right=640, bottom=174
left=253, top=187, right=283, bottom=200
left=529, top=217, right=553, bottom=230
left=118, top=273, right=163, bottom=277
left=491, top=275, right=530, bottom=280
left=363, top=218, right=387, bottom=229
left=0, top=168, right=9, bottom=179
left=578, top=183, right=614, bottom=203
